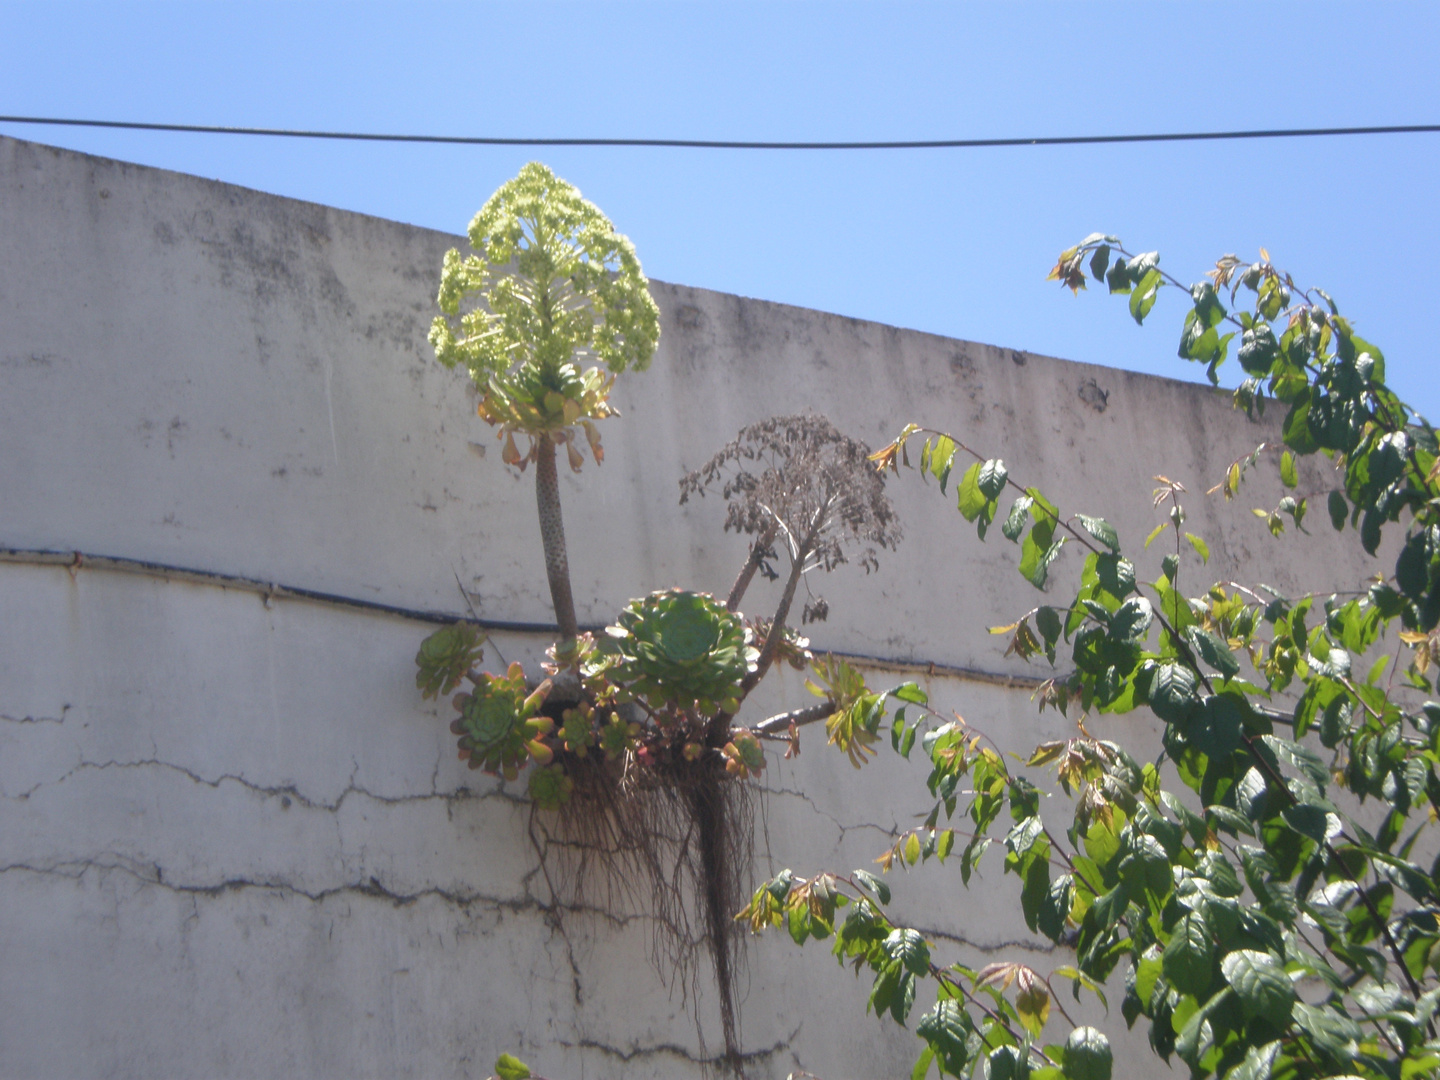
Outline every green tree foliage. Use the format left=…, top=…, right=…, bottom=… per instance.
left=451, top=223, right=1440, bottom=1080
left=737, top=239, right=1440, bottom=1080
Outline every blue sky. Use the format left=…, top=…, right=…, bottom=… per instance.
left=4, top=1, right=1438, bottom=420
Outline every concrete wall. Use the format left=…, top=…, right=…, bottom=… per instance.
left=0, top=135, right=1379, bottom=1078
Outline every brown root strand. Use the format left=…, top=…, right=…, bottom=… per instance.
left=529, top=746, right=754, bottom=1076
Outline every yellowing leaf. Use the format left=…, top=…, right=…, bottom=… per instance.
left=1015, top=984, right=1050, bottom=1038
left=904, top=832, right=922, bottom=866
left=976, top=962, right=1021, bottom=989
left=582, top=420, right=604, bottom=464
left=502, top=431, right=522, bottom=466
left=1028, top=740, right=1067, bottom=767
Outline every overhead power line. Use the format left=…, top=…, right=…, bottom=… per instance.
left=0, top=114, right=1437, bottom=151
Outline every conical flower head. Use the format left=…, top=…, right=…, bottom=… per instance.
left=428, top=162, right=659, bottom=461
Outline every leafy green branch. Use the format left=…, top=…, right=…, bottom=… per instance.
left=758, top=241, right=1440, bottom=1080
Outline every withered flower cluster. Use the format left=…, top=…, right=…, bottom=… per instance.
left=679, top=414, right=902, bottom=601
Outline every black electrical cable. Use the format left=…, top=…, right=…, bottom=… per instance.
left=0, top=546, right=1045, bottom=689
left=1, top=115, right=1437, bottom=150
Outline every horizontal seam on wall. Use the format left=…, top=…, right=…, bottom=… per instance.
left=0, top=546, right=1046, bottom=691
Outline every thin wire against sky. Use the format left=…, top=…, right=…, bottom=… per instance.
left=1, top=115, right=1437, bottom=151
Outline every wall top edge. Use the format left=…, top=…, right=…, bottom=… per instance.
left=0, top=132, right=1223, bottom=403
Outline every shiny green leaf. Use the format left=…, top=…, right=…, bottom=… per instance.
left=1280, top=451, right=1298, bottom=489
left=1076, top=514, right=1119, bottom=551
left=916, top=1000, right=969, bottom=1076
left=1110, top=597, right=1154, bottom=642
left=1185, top=626, right=1240, bottom=680
left=1221, top=949, right=1295, bottom=1026
left=957, top=462, right=988, bottom=522
left=1062, top=1026, right=1112, bottom=1080
left=978, top=458, right=1009, bottom=499
left=852, top=869, right=891, bottom=906
left=1129, top=269, right=1163, bottom=325
left=885, top=927, right=931, bottom=976
left=1328, top=490, right=1348, bottom=531
left=1148, top=662, right=1199, bottom=722
left=1163, top=911, right=1214, bottom=997
left=1003, top=496, right=1034, bottom=542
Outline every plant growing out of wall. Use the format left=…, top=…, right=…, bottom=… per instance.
left=413, top=164, right=903, bottom=1072
left=428, top=161, right=659, bottom=642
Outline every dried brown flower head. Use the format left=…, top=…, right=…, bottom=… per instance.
left=679, top=414, right=902, bottom=575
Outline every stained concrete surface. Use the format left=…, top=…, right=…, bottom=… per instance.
left=0, top=134, right=1382, bottom=1077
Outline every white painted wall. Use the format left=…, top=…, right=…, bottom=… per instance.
left=0, top=135, right=1381, bottom=1079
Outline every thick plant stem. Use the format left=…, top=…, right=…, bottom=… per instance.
left=726, top=524, right=778, bottom=612
left=743, top=507, right=825, bottom=694
left=754, top=700, right=837, bottom=736
left=534, top=434, right=580, bottom=642
left=690, top=773, right=743, bottom=1075
left=741, top=547, right=807, bottom=696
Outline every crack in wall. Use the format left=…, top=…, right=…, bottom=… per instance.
left=2, top=749, right=999, bottom=1071
left=0, top=857, right=648, bottom=931
left=9, top=756, right=1029, bottom=942
left=560, top=1023, right=799, bottom=1068
left=1, top=705, right=68, bottom=724
left=914, top=923, right=1058, bottom=955
left=0, top=857, right=534, bottom=909
left=1, top=756, right=812, bottom=940
left=5, top=760, right=891, bottom=906
left=5, top=754, right=518, bottom=811
left=761, top=785, right=899, bottom=842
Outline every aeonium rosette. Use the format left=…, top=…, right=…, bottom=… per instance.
left=449, top=662, right=555, bottom=779
left=601, top=589, right=758, bottom=715
left=413, top=623, right=486, bottom=700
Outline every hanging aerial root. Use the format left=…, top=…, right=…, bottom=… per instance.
left=528, top=749, right=755, bottom=1076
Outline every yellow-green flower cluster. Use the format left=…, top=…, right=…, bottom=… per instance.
left=428, top=163, right=660, bottom=460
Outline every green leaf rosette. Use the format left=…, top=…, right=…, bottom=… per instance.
left=414, top=623, right=485, bottom=700
left=527, top=764, right=574, bottom=811
left=449, top=662, right=554, bottom=780
left=601, top=589, right=757, bottom=714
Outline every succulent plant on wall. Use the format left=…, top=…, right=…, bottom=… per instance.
left=448, top=661, right=555, bottom=779
left=428, top=161, right=660, bottom=641
left=413, top=164, right=912, bottom=1074
left=602, top=589, right=757, bottom=716
left=413, top=623, right=487, bottom=700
